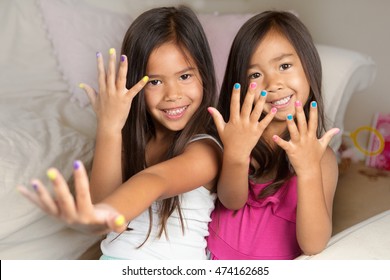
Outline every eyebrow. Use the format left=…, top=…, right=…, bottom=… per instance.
left=248, top=53, right=294, bottom=69
left=147, top=67, right=196, bottom=79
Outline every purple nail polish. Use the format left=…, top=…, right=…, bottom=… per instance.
left=121, top=55, right=126, bottom=62
left=32, top=183, right=38, bottom=191
left=96, top=52, right=101, bottom=58
left=73, top=160, right=81, bottom=170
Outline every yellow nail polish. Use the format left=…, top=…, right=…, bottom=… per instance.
left=47, top=169, right=57, bottom=181
left=79, top=83, right=85, bottom=89
left=114, top=215, right=125, bottom=227
left=142, top=76, right=149, bottom=83
left=109, top=48, right=115, bottom=55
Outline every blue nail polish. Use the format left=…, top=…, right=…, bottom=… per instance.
left=287, top=114, right=293, bottom=120
left=261, top=90, right=267, bottom=97
left=234, top=83, right=240, bottom=89
left=311, top=101, right=317, bottom=108
left=73, top=160, right=80, bottom=170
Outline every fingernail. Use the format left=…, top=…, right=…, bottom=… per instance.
left=250, top=82, right=257, bottom=89
left=272, top=135, right=278, bottom=141
left=47, top=169, right=57, bottom=181
left=109, top=48, right=115, bottom=55
left=287, top=114, right=293, bottom=120
left=78, top=83, right=85, bottom=89
left=261, top=90, right=267, bottom=97
left=96, top=52, right=101, bottom=58
left=311, top=101, right=317, bottom=108
left=295, top=100, right=301, bottom=107
left=142, top=76, right=149, bottom=83
left=32, top=183, right=38, bottom=191
left=207, top=107, right=213, bottom=115
left=114, top=215, right=125, bottom=227
left=73, top=160, right=81, bottom=170
left=120, top=55, right=126, bottom=62
left=234, top=83, right=240, bottom=89
left=334, top=128, right=341, bottom=135
left=271, top=107, right=277, bottom=114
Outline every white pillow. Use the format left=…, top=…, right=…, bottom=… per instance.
left=38, top=0, right=132, bottom=107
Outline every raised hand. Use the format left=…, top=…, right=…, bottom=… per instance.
left=17, top=161, right=128, bottom=234
left=208, top=82, right=276, bottom=161
left=272, top=100, right=340, bottom=175
left=79, top=48, right=149, bottom=133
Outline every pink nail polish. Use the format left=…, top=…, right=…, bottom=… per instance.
left=295, top=100, right=301, bottom=107
left=250, top=82, right=257, bottom=89
left=271, top=107, right=277, bottom=114
left=207, top=107, right=213, bottom=115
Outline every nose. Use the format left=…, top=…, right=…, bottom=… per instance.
left=164, top=81, right=183, bottom=102
left=264, top=72, right=283, bottom=93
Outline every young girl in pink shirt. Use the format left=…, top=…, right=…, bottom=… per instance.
left=207, top=10, right=340, bottom=259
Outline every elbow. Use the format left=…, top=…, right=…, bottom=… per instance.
left=299, top=240, right=329, bottom=256
left=219, top=196, right=247, bottom=210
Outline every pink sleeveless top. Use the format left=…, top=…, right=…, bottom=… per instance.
left=207, top=176, right=301, bottom=260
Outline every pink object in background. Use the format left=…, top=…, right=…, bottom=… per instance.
left=366, top=113, right=390, bottom=170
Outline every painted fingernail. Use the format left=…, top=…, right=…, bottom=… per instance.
left=47, top=169, right=57, bottom=181
left=142, top=76, right=149, bottom=83
left=207, top=107, right=213, bottom=115
left=32, top=183, right=38, bottom=191
left=295, top=100, right=301, bottom=107
left=311, top=101, right=317, bottom=108
left=114, top=215, right=125, bottom=227
left=250, top=82, right=257, bottom=89
left=287, top=114, right=293, bottom=120
left=109, top=48, right=115, bottom=55
left=120, top=55, right=126, bottom=62
left=271, top=107, right=277, bottom=114
left=334, top=128, right=341, bottom=135
left=78, top=83, right=85, bottom=89
left=234, top=83, right=240, bottom=89
left=261, top=90, right=267, bottom=97
left=272, top=135, right=278, bottom=141
left=96, top=52, right=101, bottom=58
left=73, top=160, right=81, bottom=170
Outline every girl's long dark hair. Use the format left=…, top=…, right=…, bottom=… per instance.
left=120, top=6, right=217, bottom=242
left=218, top=11, right=325, bottom=198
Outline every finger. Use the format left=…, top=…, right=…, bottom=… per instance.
left=308, top=101, right=318, bottom=136
left=72, top=161, right=94, bottom=216
left=229, top=83, right=241, bottom=121
left=125, top=76, right=149, bottom=100
left=272, top=134, right=289, bottom=151
left=208, top=107, right=226, bottom=137
left=96, top=52, right=107, bottom=94
left=47, top=168, right=77, bottom=222
left=257, top=107, right=277, bottom=131
left=241, top=82, right=257, bottom=118
left=286, top=114, right=300, bottom=142
left=250, top=90, right=267, bottom=122
left=107, top=48, right=117, bottom=93
left=320, top=128, right=341, bottom=147
left=17, top=185, right=46, bottom=211
left=79, top=83, right=97, bottom=108
left=30, top=180, right=60, bottom=215
left=116, top=54, right=128, bottom=90
left=107, top=214, right=129, bottom=233
left=294, top=100, right=307, bottom=134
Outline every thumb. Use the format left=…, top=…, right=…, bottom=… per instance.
left=107, top=214, right=128, bottom=233
left=208, top=107, right=226, bottom=136
left=79, top=83, right=97, bottom=108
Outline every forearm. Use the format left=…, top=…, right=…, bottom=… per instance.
left=90, top=125, right=123, bottom=203
left=217, top=153, right=249, bottom=210
left=296, top=167, right=332, bottom=255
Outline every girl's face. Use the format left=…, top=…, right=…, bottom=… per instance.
left=247, top=30, right=310, bottom=122
left=144, top=42, right=203, bottom=135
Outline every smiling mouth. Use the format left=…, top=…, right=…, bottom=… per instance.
left=163, top=105, right=188, bottom=116
left=271, top=95, right=292, bottom=106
